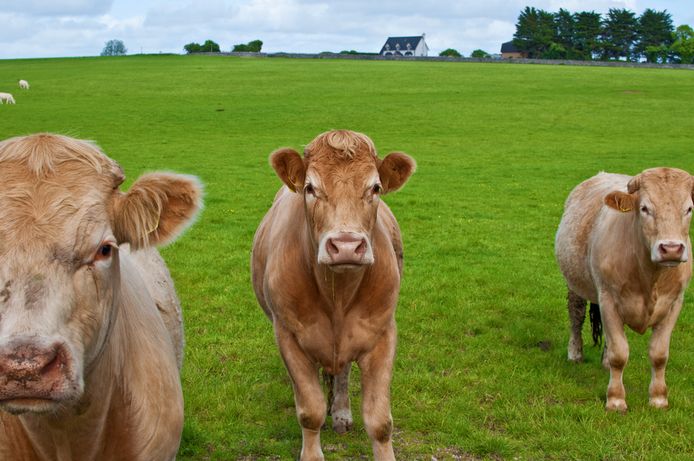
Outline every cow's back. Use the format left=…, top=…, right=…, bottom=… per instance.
left=555, top=172, right=632, bottom=302
left=126, top=246, right=185, bottom=369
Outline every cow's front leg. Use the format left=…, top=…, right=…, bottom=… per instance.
left=275, top=326, right=326, bottom=461
left=600, top=295, right=629, bottom=412
left=358, top=324, right=396, bottom=461
left=331, top=363, right=353, bottom=434
left=648, top=297, right=684, bottom=409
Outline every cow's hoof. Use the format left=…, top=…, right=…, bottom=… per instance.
left=567, top=351, right=583, bottom=363
left=649, top=396, right=669, bottom=409
left=332, top=409, right=353, bottom=434
left=605, top=398, right=627, bottom=413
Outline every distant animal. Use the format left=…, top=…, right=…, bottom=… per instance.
left=18, top=80, right=29, bottom=90
left=555, top=168, right=693, bottom=412
left=251, top=130, right=415, bottom=460
left=0, top=93, right=15, bottom=104
left=0, top=133, right=203, bottom=460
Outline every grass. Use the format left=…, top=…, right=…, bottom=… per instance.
left=2, top=54, right=694, bottom=460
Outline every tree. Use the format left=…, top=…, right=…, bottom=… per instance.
left=513, top=6, right=557, bottom=58
left=101, top=39, right=127, bottom=56
left=600, top=8, right=638, bottom=61
left=233, top=40, right=263, bottom=52
left=470, top=49, right=490, bottom=58
left=636, top=9, right=674, bottom=62
left=573, top=11, right=602, bottom=59
left=200, top=40, right=220, bottom=52
left=439, top=48, right=462, bottom=58
left=184, top=42, right=202, bottom=54
left=671, top=24, right=694, bottom=63
left=554, top=8, right=575, bottom=58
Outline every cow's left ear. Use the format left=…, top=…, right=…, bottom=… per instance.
left=378, top=152, right=416, bottom=194
left=111, top=173, right=203, bottom=249
left=604, top=191, right=636, bottom=213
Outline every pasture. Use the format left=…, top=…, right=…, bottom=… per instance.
left=1, top=54, right=693, bottom=460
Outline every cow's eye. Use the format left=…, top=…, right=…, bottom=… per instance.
left=686, top=206, right=693, bottom=215
left=304, top=184, right=315, bottom=196
left=372, top=184, right=382, bottom=195
left=640, top=205, right=650, bottom=215
left=95, top=244, right=113, bottom=261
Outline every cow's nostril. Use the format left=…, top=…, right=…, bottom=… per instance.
left=355, top=240, right=367, bottom=256
left=327, top=239, right=339, bottom=255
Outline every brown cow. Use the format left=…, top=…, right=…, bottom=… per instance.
left=555, top=168, right=693, bottom=412
left=0, top=134, right=203, bottom=460
left=251, top=130, right=415, bottom=460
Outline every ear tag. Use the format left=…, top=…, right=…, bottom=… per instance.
left=619, top=206, right=632, bottom=212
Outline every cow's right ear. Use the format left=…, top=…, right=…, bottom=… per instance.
left=270, top=148, right=305, bottom=193
left=604, top=191, right=636, bottom=213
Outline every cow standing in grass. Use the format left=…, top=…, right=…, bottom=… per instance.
left=555, top=168, right=693, bottom=412
left=0, top=134, right=202, bottom=460
left=251, top=130, right=415, bottom=460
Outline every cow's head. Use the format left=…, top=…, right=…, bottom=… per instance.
left=605, top=167, right=694, bottom=266
left=0, top=134, right=202, bottom=415
left=270, top=130, right=415, bottom=272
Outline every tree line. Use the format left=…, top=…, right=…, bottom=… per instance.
left=183, top=39, right=263, bottom=54
left=513, top=6, right=694, bottom=63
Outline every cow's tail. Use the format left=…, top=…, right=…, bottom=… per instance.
left=589, top=302, right=603, bottom=347
left=322, top=370, right=334, bottom=415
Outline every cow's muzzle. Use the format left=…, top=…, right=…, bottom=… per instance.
left=652, top=240, right=688, bottom=266
left=0, top=339, right=78, bottom=414
left=318, top=231, right=374, bottom=270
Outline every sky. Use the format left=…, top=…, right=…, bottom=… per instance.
left=0, top=0, right=692, bottom=59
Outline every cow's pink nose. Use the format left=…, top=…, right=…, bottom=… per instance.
left=326, top=234, right=367, bottom=265
left=0, top=342, right=66, bottom=383
left=659, top=242, right=685, bottom=261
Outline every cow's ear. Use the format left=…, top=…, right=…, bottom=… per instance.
left=605, top=191, right=636, bottom=213
left=111, top=173, right=203, bottom=249
left=270, top=148, right=305, bottom=193
left=378, top=152, right=416, bottom=194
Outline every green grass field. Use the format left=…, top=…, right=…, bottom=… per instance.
left=1, top=55, right=694, bottom=460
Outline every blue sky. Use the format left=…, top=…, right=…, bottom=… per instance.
left=1, top=0, right=692, bottom=59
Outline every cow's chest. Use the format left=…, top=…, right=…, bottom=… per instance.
left=616, top=289, right=678, bottom=333
left=287, top=307, right=392, bottom=374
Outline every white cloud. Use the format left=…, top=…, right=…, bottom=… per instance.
left=0, top=0, right=691, bottom=59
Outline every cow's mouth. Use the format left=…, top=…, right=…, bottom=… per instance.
left=0, top=396, right=65, bottom=414
left=657, top=260, right=683, bottom=268
left=328, top=262, right=366, bottom=273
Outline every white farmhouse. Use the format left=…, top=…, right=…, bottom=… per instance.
left=379, top=34, right=429, bottom=57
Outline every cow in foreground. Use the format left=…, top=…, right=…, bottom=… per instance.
left=0, top=134, right=203, bottom=460
left=251, top=130, right=415, bottom=460
left=555, top=168, right=693, bottom=411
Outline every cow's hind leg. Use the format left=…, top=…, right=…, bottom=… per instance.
left=567, top=289, right=587, bottom=362
left=275, top=327, right=326, bottom=461
left=330, top=364, right=353, bottom=434
left=358, top=326, right=396, bottom=461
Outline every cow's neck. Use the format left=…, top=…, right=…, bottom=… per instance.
left=313, top=263, right=367, bottom=312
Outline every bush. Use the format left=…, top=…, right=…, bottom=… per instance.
left=233, top=40, right=263, bottom=52
left=471, top=49, right=491, bottom=58
left=184, top=40, right=220, bottom=54
left=439, top=48, right=462, bottom=58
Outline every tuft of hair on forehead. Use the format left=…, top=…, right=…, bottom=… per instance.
left=305, top=130, right=377, bottom=160
left=0, top=133, right=125, bottom=185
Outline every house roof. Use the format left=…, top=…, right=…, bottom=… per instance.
left=380, top=36, right=427, bottom=54
left=500, top=41, right=521, bottom=53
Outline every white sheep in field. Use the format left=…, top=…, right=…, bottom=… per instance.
left=0, top=92, right=16, bottom=104
left=18, top=80, right=29, bottom=90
